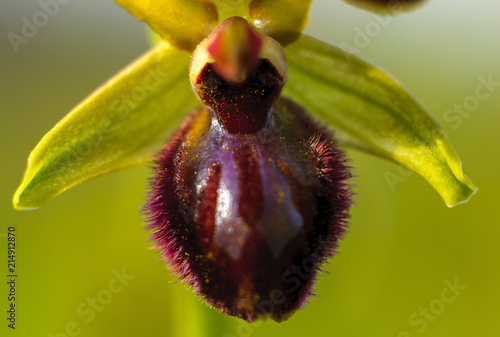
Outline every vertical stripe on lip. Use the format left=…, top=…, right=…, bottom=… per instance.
left=213, top=140, right=257, bottom=260
left=234, top=142, right=264, bottom=228
left=196, top=162, right=221, bottom=246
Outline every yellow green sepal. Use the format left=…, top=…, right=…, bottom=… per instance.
left=283, top=35, right=476, bottom=206
left=13, top=41, right=199, bottom=210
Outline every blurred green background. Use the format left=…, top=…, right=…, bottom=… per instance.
left=1, top=0, right=499, bottom=336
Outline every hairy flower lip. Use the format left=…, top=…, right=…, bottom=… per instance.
left=146, top=97, right=352, bottom=322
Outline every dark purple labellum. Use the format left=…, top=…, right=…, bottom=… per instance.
left=145, top=16, right=352, bottom=323
left=146, top=97, right=351, bottom=322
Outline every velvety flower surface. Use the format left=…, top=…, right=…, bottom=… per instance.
left=146, top=17, right=351, bottom=321
left=147, top=99, right=351, bottom=321
left=13, top=0, right=476, bottom=322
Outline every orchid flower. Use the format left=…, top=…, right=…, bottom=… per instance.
left=13, top=0, right=476, bottom=323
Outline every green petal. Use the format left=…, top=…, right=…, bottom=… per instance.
left=120, top=0, right=312, bottom=49
left=249, top=0, right=312, bottom=45
left=342, top=0, right=428, bottom=14
left=13, top=41, right=199, bottom=210
left=211, top=0, right=312, bottom=45
left=115, top=0, right=218, bottom=51
left=211, top=0, right=312, bottom=46
left=283, top=35, right=476, bottom=207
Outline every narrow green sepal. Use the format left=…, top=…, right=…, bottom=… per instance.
left=13, top=41, right=199, bottom=210
left=283, top=34, right=476, bottom=207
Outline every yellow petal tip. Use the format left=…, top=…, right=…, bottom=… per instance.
left=444, top=178, right=477, bottom=208
left=12, top=186, right=38, bottom=211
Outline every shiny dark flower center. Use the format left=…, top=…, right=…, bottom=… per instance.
left=145, top=17, right=352, bottom=322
